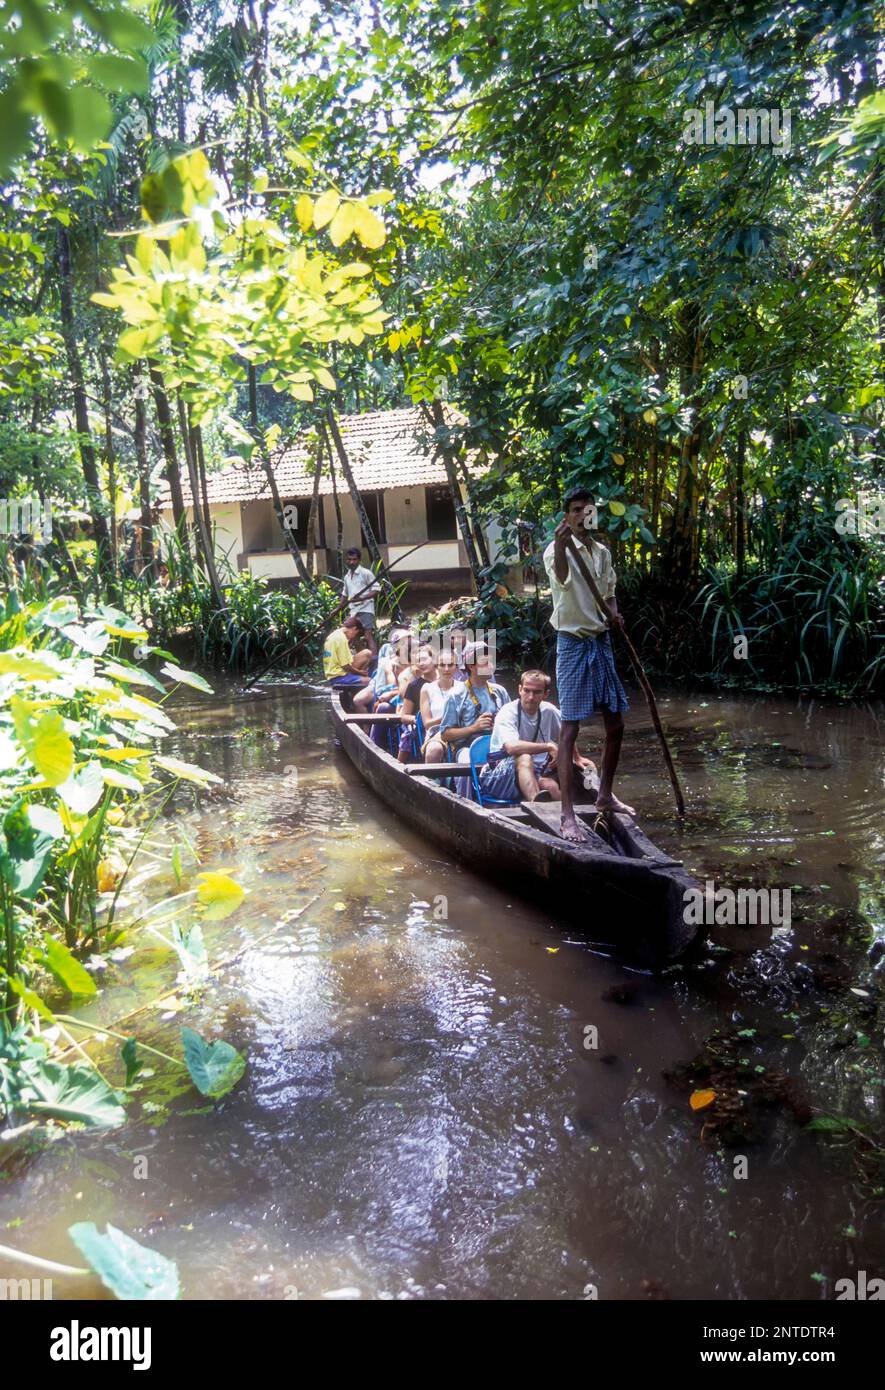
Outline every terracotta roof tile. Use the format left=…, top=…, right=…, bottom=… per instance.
left=157, top=406, right=471, bottom=509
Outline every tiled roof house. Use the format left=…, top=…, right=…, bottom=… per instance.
left=157, top=405, right=494, bottom=590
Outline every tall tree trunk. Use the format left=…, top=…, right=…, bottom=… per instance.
left=57, top=224, right=113, bottom=577
left=455, top=450, right=491, bottom=569
left=175, top=392, right=227, bottom=609
left=305, top=432, right=323, bottom=577
left=324, top=408, right=405, bottom=620
left=324, top=407, right=384, bottom=570
left=191, top=415, right=215, bottom=568
left=99, top=346, right=118, bottom=570
left=149, top=365, right=189, bottom=551
left=247, top=364, right=313, bottom=584
left=321, top=421, right=344, bottom=575
left=426, top=399, right=483, bottom=587
left=735, top=429, right=747, bottom=583
left=666, top=314, right=703, bottom=588
left=133, top=367, right=154, bottom=579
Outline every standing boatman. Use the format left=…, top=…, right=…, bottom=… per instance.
left=342, top=546, right=380, bottom=655
left=543, top=487, right=635, bottom=843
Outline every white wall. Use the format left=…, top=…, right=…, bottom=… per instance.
left=384, top=487, right=427, bottom=545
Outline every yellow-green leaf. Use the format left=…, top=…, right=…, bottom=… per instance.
left=103, top=622, right=149, bottom=640
left=196, top=871, right=245, bottom=920
left=98, top=747, right=154, bottom=762
left=0, top=652, right=57, bottom=681
left=353, top=203, right=386, bottom=249
left=328, top=201, right=357, bottom=247
left=313, top=189, right=340, bottom=229
left=11, top=696, right=75, bottom=786
left=608, top=500, right=626, bottom=516
left=295, top=194, right=314, bottom=232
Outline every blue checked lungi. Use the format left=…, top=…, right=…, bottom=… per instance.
left=556, top=630, right=629, bottom=721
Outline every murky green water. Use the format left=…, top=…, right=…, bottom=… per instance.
left=2, top=682, right=883, bottom=1300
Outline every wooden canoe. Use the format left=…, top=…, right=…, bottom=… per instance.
left=330, top=693, right=704, bottom=965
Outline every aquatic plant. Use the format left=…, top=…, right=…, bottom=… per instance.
left=0, top=590, right=246, bottom=1133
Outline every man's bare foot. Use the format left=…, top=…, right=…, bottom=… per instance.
left=595, top=794, right=636, bottom=817
left=561, top=815, right=590, bottom=843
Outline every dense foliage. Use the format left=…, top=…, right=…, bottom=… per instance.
left=0, top=0, right=881, bottom=690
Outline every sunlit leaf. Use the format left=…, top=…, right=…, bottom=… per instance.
left=42, top=935, right=98, bottom=996
left=195, top=870, right=245, bottom=920
left=154, top=756, right=222, bottom=785
left=313, top=188, right=340, bottom=228
left=159, top=663, right=214, bottom=693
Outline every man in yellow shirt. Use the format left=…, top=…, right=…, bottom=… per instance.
left=543, top=487, right=633, bottom=842
left=323, top=616, right=373, bottom=689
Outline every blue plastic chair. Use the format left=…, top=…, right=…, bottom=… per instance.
left=468, top=734, right=520, bottom=808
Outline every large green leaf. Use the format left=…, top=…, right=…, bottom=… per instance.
left=68, top=1223, right=180, bottom=1301
left=21, top=1060, right=125, bottom=1127
left=0, top=801, right=61, bottom=899
left=57, top=759, right=105, bottom=814
left=159, top=662, right=214, bottom=694
left=10, top=696, right=75, bottom=786
left=61, top=621, right=110, bottom=656
left=42, top=936, right=97, bottom=997
left=181, top=1027, right=246, bottom=1098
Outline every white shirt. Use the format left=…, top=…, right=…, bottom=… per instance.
left=422, top=678, right=464, bottom=724
left=490, top=698, right=561, bottom=768
left=542, top=536, right=616, bottom=638
left=343, top=564, right=379, bottom=618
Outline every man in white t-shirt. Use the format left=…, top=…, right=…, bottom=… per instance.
left=342, top=546, right=380, bottom=654
left=478, top=670, right=595, bottom=804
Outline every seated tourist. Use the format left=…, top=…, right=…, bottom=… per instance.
left=479, top=670, right=596, bottom=804
left=397, top=644, right=438, bottom=763
left=420, top=652, right=464, bottom=763
left=352, top=627, right=410, bottom=712
left=438, top=642, right=509, bottom=773
left=323, top=616, right=372, bottom=688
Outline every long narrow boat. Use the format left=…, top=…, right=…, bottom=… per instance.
left=330, top=694, right=704, bottom=964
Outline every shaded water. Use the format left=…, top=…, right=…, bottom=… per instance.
left=2, top=683, right=883, bottom=1300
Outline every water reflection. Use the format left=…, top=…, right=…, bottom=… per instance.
left=0, top=683, right=882, bottom=1300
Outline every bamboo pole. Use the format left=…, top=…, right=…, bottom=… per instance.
left=563, top=533, right=686, bottom=817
